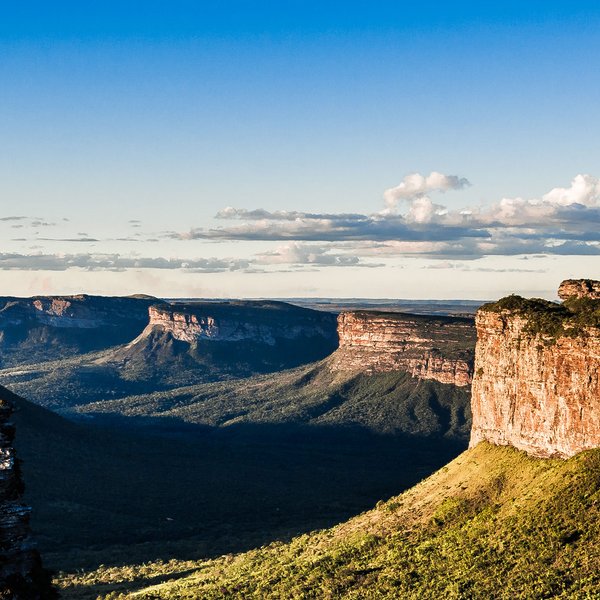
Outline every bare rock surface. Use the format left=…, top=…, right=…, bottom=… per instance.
left=131, top=301, right=336, bottom=346
left=558, top=278, right=600, bottom=300
left=470, top=280, right=600, bottom=458
left=329, top=311, right=475, bottom=387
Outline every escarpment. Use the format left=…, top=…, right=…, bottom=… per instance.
left=0, top=294, right=156, bottom=367
left=470, top=279, right=600, bottom=458
left=111, top=300, right=339, bottom=378
left=329, top=311, right=475, bottom=386
left=135, top=301, right=337, bottom=345
left=0, top=387, right=54, bottom=598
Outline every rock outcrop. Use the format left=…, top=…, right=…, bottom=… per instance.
left=0, top=388, right=54, bottom=598
left=558, top=278, right=600, bottom=300
left=470, top=280, right=600, bottom=458
left=329, top=311, right=475, bottom=387
left=130, top=301, right=338, bottom=346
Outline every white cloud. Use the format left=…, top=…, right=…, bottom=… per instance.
left=383, top=171, right=470, bottom=211
left=255, top=242, right=380, bottom=267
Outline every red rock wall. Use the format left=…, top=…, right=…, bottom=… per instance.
left=558, top=279, right=600, bottom=300
left=329, top=312, right=474, bottom=387
left=469, top=310, right=600, bottom=458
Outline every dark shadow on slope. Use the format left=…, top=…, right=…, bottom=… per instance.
left=8, top=390, right=466, bottom=573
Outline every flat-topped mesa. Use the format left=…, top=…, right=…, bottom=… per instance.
left=329, top=311, right=475, bottom=387
left=470, top=279, right=600, bottom=459
left=133, top=301, right=338, bottom=346
left=0, top=295, right=157, bottom=368
left=0, top=389, right=54, bottom=598
left=558, top=278, right=600, bottom=301
left=0, top=294, right=155, bottom=329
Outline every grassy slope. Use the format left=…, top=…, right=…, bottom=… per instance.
left=6, top=381, right=464, bottom=575
left=57, top=443, right=600, bottom=599
left=71, top=359, right=471, bottom=439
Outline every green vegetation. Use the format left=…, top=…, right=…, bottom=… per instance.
left=0, top=333, right=338, bottom=409
left=4, top=372, right=466, bottom=575
left=481, top=294, right=600, bottom=341
left=70, top=358, right=471, bottom=439
left=56, top=443, right=600, bottom=599
left=0, top=300, right=338, bottom=408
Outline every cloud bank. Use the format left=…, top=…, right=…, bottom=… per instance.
left=172, top=173, right=600, bottom=259
left=4, top=173, right=600, bottom=277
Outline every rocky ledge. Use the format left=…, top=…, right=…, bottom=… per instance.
left=329, top=311, right=475, bottom=387
left=470, top=279, right=600, bottom=458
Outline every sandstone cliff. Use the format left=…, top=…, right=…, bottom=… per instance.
left=329, top=311, right=475, bottom=387
left=0, top=388, right=54, bottom=598
left=558, top=278, right=600, bottom=300
left=134, top=301, right=336, bottom=345
left=470, top=280, right=600, bottom=458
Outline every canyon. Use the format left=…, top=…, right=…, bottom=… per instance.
left=470, top=279, right=600, bottom=458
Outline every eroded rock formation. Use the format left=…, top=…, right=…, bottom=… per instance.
left=329, top=311, right=475, bottom=386
left=0, top=388, right=54, bottom=598
left=558, top=278, right=600, bottom=301
left=131, top=301, right=338, bottom=346
left=470, top=280, right=600, bottom=458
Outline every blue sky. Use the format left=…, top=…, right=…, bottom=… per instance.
left=1, top=2, right=599, bottom=298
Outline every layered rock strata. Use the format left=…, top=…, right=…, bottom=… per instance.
left=329, top=311, right=475, bottom=387
left=470, top=280, right=600, bottom=458
left=0, top=389, right=54, bottom=598
left=558, top=278, right=600, bottom=300
left=131, top=301, right=338, bottom=346
left=0, top=294, right=154, bottom=330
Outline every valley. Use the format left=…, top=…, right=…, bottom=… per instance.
left=2, top=281, right=600, bottom=599
left=0, top=297, right=476, bottom=586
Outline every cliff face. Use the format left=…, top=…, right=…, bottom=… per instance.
left=558, top=279, right=600, bottom=300
left=329, top=311, right=475, bottom=387
left=0, top=388, right=54, bottom=598
left=132, top=301, right=338, bottom=346
left=470, top=280, right=600, bottom=458
left=0, top=295, right=155, bottom=367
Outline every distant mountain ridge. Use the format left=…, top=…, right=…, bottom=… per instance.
left=0, top=299, right=338, bottom=408
left=0, top=294, right=156, bottom=368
